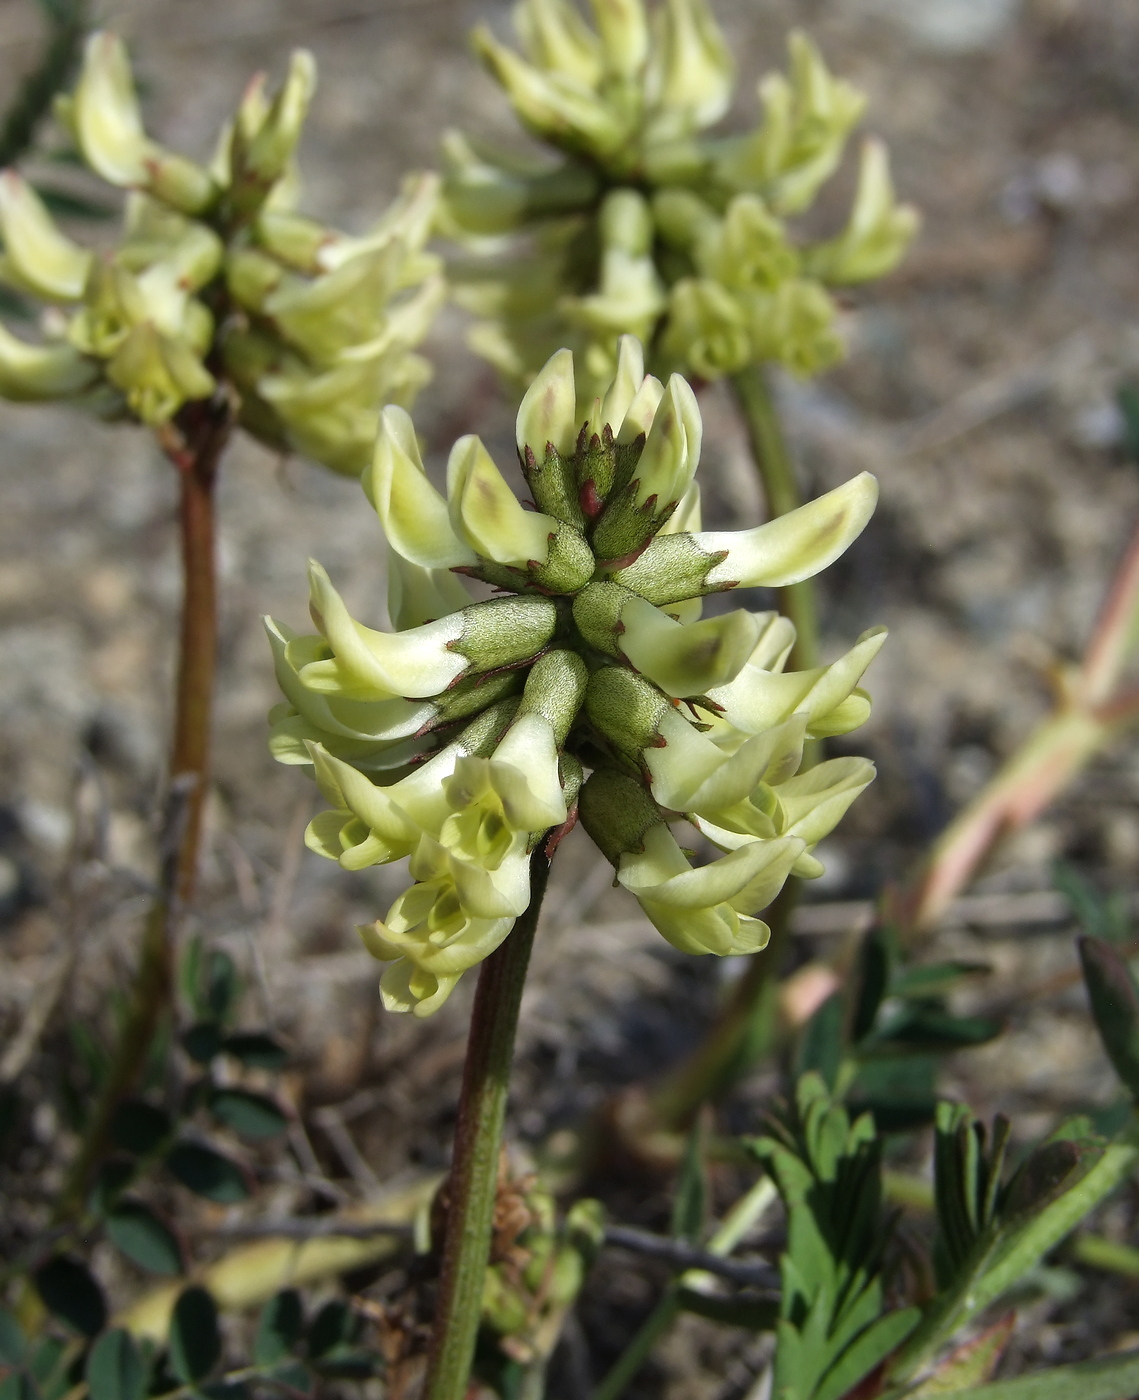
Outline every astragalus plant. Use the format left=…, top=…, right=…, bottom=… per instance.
left=443, top=0, right=918, bottom=399
left=268, top=333, right=883, bottom=1396
left=0, top=30, right=443, bottom=1214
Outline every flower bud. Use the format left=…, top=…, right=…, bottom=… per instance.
left=515, top=0, right=604, bottom=87
left=448, top=433, right=558, bottom=565
left=660, top=278, right=750, bottom=380
left=717, top=31, right=864, bottom=216
left=473, top=24, right=629, bottom=158
left=229, top=50, right=316, bottom=215
left=69, top=33, right=216, bottom=214
left=225, top=247, right=285, bottom=312
left=590, top=372, right=700, bottom=562
left=645, top=0, right=734, bottom=136
left=588, top=0, right=649, bottom=78
left=365, top=405, right=476, bottom=570
left=0, top=171, right=91, bottom=301
left=253, top=208, right=333, bottom=272
left=803, top=139, right=919, bottom=285
left=0, top=323, right=97, bottom=400
left=105, top=322, right=215, bottom=424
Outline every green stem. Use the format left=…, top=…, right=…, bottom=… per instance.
left=423, top=848, right=552, bottom=1400
left=729, top=364, right=818, bottom=673
left=54, top=401, right=232, bottom=1219
left=649, top=879, right=798, bottom=1132
left=592, top=1290, right=679, bottom=1400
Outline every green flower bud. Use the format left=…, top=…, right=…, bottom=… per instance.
left=105, top=321, right=215, bottom=425
left=472, top=24, right=630, bottom=158
left=589, top=0, right=650, bottom=78
left=644, top=0, right=734, bottom=137
left=578, top=766, right=663, bottom=867
left=717, top=31, right=864, bottom=216
left=803, top=138, right=920, bottom=285
left=67, top=33, right=217, bottom=214
left=516, top=0, right=605, bottom=87
left=663, top=276, right=751, bottom=379
left=228, top=50, right=317, bottom=216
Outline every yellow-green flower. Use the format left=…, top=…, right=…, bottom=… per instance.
left=270, top=337, right=884, bottom=1014
left=443, top=4, right=919, bottom=402
left=0, top=34, right=442, bottom=464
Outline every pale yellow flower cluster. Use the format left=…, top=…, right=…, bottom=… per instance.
left=442, top=1, right=919, bottom=401
left=270, top=337, right=884, bottom=1014
left=0, top=34, right=441, bottom=470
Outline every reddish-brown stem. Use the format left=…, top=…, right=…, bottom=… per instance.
left=168, top=407, right=229, bottom=903
left=55, top=398, right=233, bottom=1218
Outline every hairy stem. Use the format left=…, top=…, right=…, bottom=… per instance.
left=730, top=364, right=818, bottom=672
left=424, top=848, right=552, bottom=1400
left=54, top=401, right=232, bottom=1217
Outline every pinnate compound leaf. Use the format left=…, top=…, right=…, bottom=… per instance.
left=254, top=1290, right=304, bottom=1366
left=169, top=1286, right=220, bottom=1385
left=166, top=1141, right=251, bottom=1203
left=105, top=1201, right=184, bottom=1275
left=208, top=1087, right=288, bottom=1140
left=33, top=1255, right=107, bottom=1337
left=1078, top=936, right=1139, bottom=1099
left=813, top=1307, right=921, bottom=1400
left=86, top=1329, right=146, bottom=1400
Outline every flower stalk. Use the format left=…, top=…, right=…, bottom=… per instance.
left=55, top=397, right=234, bottom=1216
left=424, top=848, right=552, bottom=1400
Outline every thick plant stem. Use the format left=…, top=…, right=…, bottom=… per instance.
left=55, top=400, right=233, bottom=1218
left=169, top=409, right=228, bottom=904
left=424, top=848, right=552, bottom=1400
left=649, top=880, right=799, bottom=1132
left=730, top=364, right=818, bottom=672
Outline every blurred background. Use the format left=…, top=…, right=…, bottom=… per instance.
left=3, top=0, right=1139, bottom=1388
